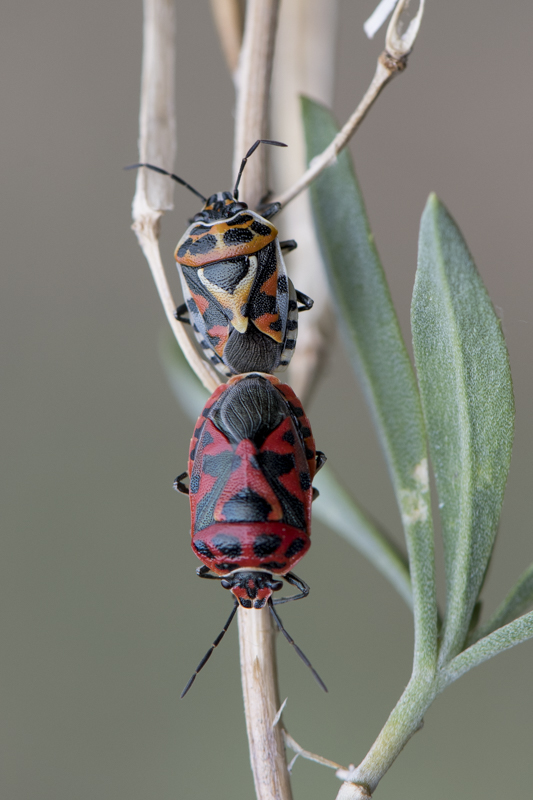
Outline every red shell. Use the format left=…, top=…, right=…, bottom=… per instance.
left=187, top=374, right=317, bottom=589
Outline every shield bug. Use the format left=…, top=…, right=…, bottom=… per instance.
left=127, top=140, right=313, bottom=377
left=175, top=372, right=327, bottom=695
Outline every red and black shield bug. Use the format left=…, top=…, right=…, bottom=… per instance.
left=127, top=140, right=313, bottom=377
left=175, top=372, right=327, bottom=696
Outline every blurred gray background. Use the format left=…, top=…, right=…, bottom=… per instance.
left=2, top=1, right=533, bottom=798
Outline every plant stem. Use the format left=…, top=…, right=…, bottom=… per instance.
left=336, top=673, right=437, bottom=796
left=238, top=608, right=292, bottom=800
left=131, top=0, right=220, bottom=394
left=271, top=51, right=404, bottom=210
left=233, top=0, right=280, bottom=211
left=230, top=3, right=292, bottom=799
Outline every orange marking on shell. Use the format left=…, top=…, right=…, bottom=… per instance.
left=207, top=325, right=230, bottom=358
left=253, top=313, right=283, bottom=343
left=176, top=219, right=278, bottom=267
left=259, top=269, right=278, bottom=298
left=191, top=292, right=209, bottom=315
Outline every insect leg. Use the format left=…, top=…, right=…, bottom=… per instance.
left=315, top=451, right=327, bottom=472
left=196, top=565, right=222, bottom=581
left=295, top=290, right=314, bottom=312
left=259, top=201, right=281, bottom=219
left=180, top=600, right=239, bottom=698
left=174, top=303, right=190, bottom=324
left=272, top=572, right=310, bottom=604
left=268, top=601, right=327, bottom=692
left=173, top=472, right=189, bottom=494
left=279, top=239, right=298, bottom=253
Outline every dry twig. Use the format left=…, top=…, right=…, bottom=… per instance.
left=231, top=5, right=294, bottom=799
left=271, top=0, right=425, bottom=210
left=131, top=0, right=220, bottom=394
left=209, top=0, right=245, bottom=76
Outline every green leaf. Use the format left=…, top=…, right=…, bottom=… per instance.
left=442, top=609, right=533, bottom=686
left=411, top=194, right=514, bottom=665
left=302, top=97, right=437, bottom=674
left=313, top=466, right=412, bottom=610
left=468, top=562, right=533, bottom=645
left=159, top=329, right=209, bottom=421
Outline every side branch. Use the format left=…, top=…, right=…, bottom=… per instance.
left=271, top=51, right=404, bottom=209
left=272, top=0, right=425, bottom=210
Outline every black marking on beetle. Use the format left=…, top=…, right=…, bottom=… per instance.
left=299, top=472, right=311, bottom=492
left=190, top=225, right=212, bottom=236
left=284, top=538, right=306, bottom=558
left=223, top=227, right=255, bottom=246
left=263, top=561, right=286, bottom=570
left=250, top=220, right=272, bottom=237
left=202, top=256, right=249, bottom=293
left=194, top=540, right=214, bottom=559
left=178, top=234, right=218, bottom=258
left=222, top=489, right=272, bottom=522
left=305, top=448, right=315, bottom=461
left=300, top=426, right=311, bottom=439
left=194, top=451, right=238, bottom=531
left=286, top=319, right=298, bottom=331
left=211, top=534, right=242, bottom=557
left=284, top=339, right=296, bottom=350
left=240, top=598, right=252, bottom=608
left=282, top=430, right=295, bottom=446
left=253, top=534, right=282, bottom=557
left=225, top=214, right=254, bottom=226
left=189, top=473, right=201, bottom=494
left=277, top=275, right=288, bottom=293
left=288, top=300, right=297, bottom=311
left=257, top=450, right=306, bottom=530
left=269, top=319, right=282, bottom=332
left=289, top=403, right=304, bottom=418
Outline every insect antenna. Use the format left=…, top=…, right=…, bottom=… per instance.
left=180, top=600, right=238, bottom=698
left=268, top=600, right=328, bottom=692
left=124, top=163, right=207, bottom=202
left=233, top=139, right=287, bottom=200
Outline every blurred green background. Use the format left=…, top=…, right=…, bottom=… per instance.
left=2, top=1, right=533, bottom=798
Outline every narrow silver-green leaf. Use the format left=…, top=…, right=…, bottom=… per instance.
left=468, top=562, right=533, bottom=645
left=313, top=466, right=412, bottom=610
left=442, top=609, right=533, bottom=686
left=302, top=97, right=437, bottom=674
left=412, top=194, right=514, bottom=666
left=159, top=330, right=209, bottom=421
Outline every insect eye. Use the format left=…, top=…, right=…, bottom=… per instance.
left=220, top=579, right=231, bottom=589
left=270, top=580, right=283, bottom=592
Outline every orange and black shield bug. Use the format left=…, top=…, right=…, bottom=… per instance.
left=174, top=373, right=327, bottom=696
left=127, top=141, right=313, bottom=377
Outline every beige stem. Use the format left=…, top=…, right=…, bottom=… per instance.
left=209, top=0, right=245, bottom=76
left=271, top=51, right=405, bottom=210
left=270, top=0, right=339, bottom=402
left=238, top=608, right=292, bottom=800
left=231, top=3, right=293, bottom=799
left=131, top=0, right=220, bottom=394
left=233, top=0, right=280, bottom=210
